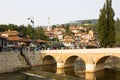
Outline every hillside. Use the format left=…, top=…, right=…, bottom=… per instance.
left=69, top=19, right=98, bottom=25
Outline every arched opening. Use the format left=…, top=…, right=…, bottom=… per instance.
left=42, top=55, right=57, bottom=73
left=64, top=56, right=85, bottom=78
left=96, top=56, right=120, bottom=72
left=43, top=55, right=56, bottom=65
left=95, top=56, right=120, bottom=80
left=64, top=56, right=78, bottom=68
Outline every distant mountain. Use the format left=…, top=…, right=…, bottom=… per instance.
left=69, top=19, right=98, bottom=24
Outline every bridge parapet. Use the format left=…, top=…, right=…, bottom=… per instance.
left=40, top=48, right=120, bottom=54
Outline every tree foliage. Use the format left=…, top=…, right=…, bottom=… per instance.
left=18, top=25, right=27, bottom=38
left=115, top=18, right=120, bottom=44
left=98, top=0, right=115, bottom=47
left=34, top=27, right=49, bottom=40
left=64, top=24, right=74, bottom=36
left=26, top=24, right=34, bottom=39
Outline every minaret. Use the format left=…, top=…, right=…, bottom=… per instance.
left=47, top=17, right=50, bottom=31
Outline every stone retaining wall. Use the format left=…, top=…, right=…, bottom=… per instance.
left=23, top=51, right=42, bottom=66
left=0, top=51, right=42, bottom=73
left=0, top=52, right=28, bottom=73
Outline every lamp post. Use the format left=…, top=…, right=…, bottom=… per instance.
left=28, top=16, right=34, bottom=29
left=28, top=16, right=36, bottom=50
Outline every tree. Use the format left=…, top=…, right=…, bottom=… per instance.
left=51, top=25, right=56, bottom=30
left=18, top=25, right=27, bottom=38
left=64, top=24, right=74, bottom=36
left=0, top=24, right=8, bottom=32
left=115, top=18, right=120, bottom=44
left=8, top=24, right=18, bottom=30
left=98, top=0, right=115, bottom=47
left=34, top=27, right=49, bottom=40
left=26, top=24, right=34, bottom=39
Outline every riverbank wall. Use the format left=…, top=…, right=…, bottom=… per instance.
left=0, top=51, right=42, bottom=73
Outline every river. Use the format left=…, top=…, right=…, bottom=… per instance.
left=0, top=64, right=120, bottom=80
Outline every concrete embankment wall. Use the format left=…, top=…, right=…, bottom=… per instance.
left=0, top=51, right=42, bottom=73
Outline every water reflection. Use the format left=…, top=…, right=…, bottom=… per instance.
left=33, top=65, right=81, bottom=77
left=0, top=72, right=49, bottom=80
left=85, top=73, right=96, bottom=80
left=32, top=65, right=120, bottom=80
left=35, top=65, right=85, bottom=79
left=1, top=65, right=120, bottom=80
left=42, top=64, right=57, bottom=73
left=1, top=68, right=120, bottom=80
left=64, top=67, right=78, bottom=77
left=0, top=72, right=26, bottom=80
left=95, top=69, right=120, bottom=80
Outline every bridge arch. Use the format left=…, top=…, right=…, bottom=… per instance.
left=64, top=55, right=78, bottom=68
left=64, top=55, right=85, bottom=70
left=95, top=55, right=120, bottom=71
left=42, top=55, right=57, bottom=65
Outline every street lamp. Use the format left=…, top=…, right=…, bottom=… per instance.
left=28, top=16, right=36, bottom=48
left=28, top=16, right=34, bottom=28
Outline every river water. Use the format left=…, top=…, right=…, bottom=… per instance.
left=0, top=64, right=120, bottom=80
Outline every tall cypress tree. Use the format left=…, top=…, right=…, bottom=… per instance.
left=98, top=0, right=115, bottom=48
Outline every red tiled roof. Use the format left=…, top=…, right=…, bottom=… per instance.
left=7, top=37, right=22, bottom=41
left=36, top=39, right=47, bottom=43
left=62, top=39, right=74, bottom=42
left=2, top=30, right=18, bottom=36
left=64, top=35, right=73, bottom=39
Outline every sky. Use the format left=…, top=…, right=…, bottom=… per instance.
left=0, top=0, right=120, bottom=26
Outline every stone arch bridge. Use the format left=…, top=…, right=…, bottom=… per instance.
left=39, top=48, right=120, bottom=72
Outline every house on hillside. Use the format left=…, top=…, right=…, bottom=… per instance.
left=45, top=24, right=98, bottom=49
left=62, top=35, right=74, bottom=48
left=69, top=25, right=97, bottom=48
left=45, top=27, right=65, bottom=41
left=0, top=30, right=22, bottom=51
left=0, top=29, right=48, bottom=51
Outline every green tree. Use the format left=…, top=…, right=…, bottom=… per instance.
left=0, top=24, right=18, bottom=32
left=64, top=24, right=74, bottom=36
left=0, top=24, right=8, bottom=32
left=98, top=0, right=115, bottom=47
left=51, top=25, right=56, bottom=29
left=34, top=27, right=48, bottom=40
left=18, top=25, right=27, bottom=38
left=26, top=24, right=34, bottom=39
left=8, top=24, right=18, bottom=30
left=115, top=18, right=120, bottom=44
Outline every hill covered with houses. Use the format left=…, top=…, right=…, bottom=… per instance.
left=45, top=23, right=99, bottom=49
left=0, top=19, right=100, bottom=52
left=0, top=22, right=99, bottom=52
